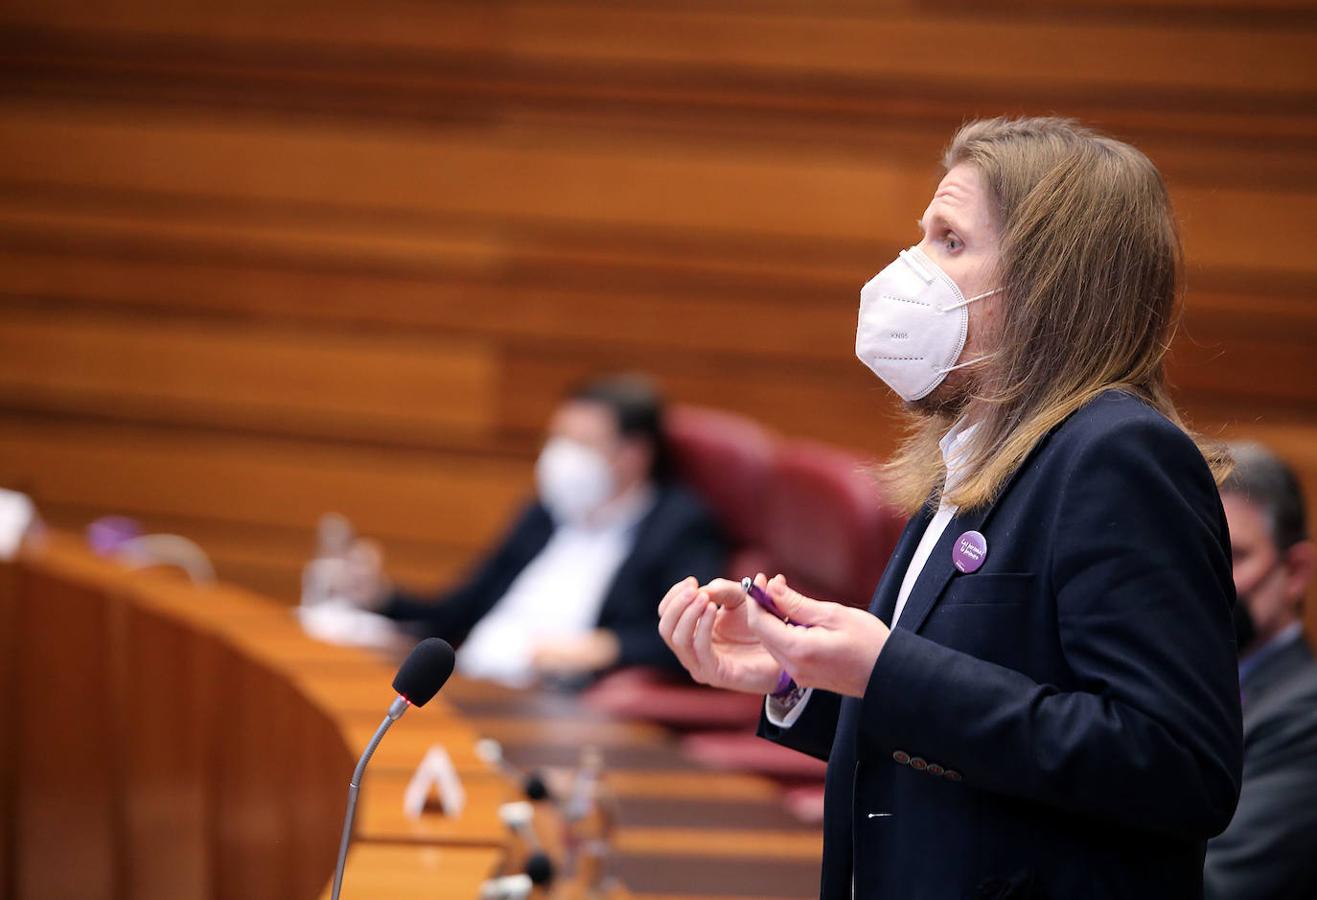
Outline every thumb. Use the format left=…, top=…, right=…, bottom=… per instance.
left=766, top=575, right=831, bottom=626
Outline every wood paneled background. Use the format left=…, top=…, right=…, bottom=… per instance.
left=0, top=1, right=1313, bottom=630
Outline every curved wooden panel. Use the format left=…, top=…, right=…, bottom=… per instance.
left=0, top=532, right=503, bottom=900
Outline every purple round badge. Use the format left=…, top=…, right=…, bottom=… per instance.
left=952, top=530, right=988, bottom=574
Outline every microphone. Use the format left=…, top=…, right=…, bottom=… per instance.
left=526, top=851, right=555, bottom=888
left=329, top=638, right=455, bottom=900
left=477, top=853, right=555, bottom=899
left=392, top=637, right=456, bottom=707
left=476, top=738, right=555, bottom=803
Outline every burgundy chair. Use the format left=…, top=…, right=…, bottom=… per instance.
left=665, top=403, right=777, bottom=579
left=761, top=438, right=906, bottom=609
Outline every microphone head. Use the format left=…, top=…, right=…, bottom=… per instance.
left=392, top=638, right=455, bottom=707
left=525, top=852, right=555, bottom=887
left=523, top=771, right=551, bottom=802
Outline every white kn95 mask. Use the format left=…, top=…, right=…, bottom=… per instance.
left=855, top=246, right=1000, bottom=402
left=535, top=437, right=616, bottom=524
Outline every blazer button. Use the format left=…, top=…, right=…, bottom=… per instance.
left=943, top=769, right=962, bottom=782
left=892, top=750, right=911, bottom=765
left=909, top=757, right=928, bottom=771
left=927, top=763, right=945, bottom=777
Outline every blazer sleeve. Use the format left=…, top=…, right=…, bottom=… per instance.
left=857, top=415, right=1243, bottom=839
left=611, top=497, right=727, bottom=671
left=377, top=502, right=549, bottom=646
left=757, top=689, right=844, bottom=762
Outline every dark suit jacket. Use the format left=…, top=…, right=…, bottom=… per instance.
left=380, top=483, right=726, bottom=672
left=1205, top=634, right=1317, bottom=900
left=761, top=391, right=1243, bottom=899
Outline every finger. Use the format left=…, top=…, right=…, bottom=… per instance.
left=658, top=581, right=699, bottom=644
left=661, top=599, right=701, bottom=674
left=759, top=637, right=794, bottom=678
left=690, top=601, right=720, bottom=675
left=702, top=577, right=750, bottom=610
left=671, top=591, right=710, bottom=653
left=658, top=576, right=698, bottom=619
left=746, top=591, right=808, bottom=659
left=670, top=593, right=711, bottom=676
left=767, top=574, right=833, bottom=627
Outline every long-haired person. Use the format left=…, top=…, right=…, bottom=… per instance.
left=659, top=118, right=1242, bottom=899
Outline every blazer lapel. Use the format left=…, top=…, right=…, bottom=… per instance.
left=895, top=502, right=995, bottom=635
left=887, top=402, right=1086, bottom=636
left=871, top=505, right=933, bottom=625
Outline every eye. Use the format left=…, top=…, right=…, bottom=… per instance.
left=944, top=233, right=964, bottom=252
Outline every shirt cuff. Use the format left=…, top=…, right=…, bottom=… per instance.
left=765, top=686, right=813, bottom=729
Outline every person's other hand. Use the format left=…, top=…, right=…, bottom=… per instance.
left=745, top=574, right=889, bottom=699
left=658, top=575, right=783, bottom=694
left=531, top=630, right=621, bottom=676
left=341, top=538, right=389, bottom=609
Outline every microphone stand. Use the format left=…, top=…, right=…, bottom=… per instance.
left=329, top=695, right=410, bottom=900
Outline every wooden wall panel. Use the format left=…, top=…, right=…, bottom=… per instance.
left=0, top=310, right=499, bottom=445
left=0, top=0, right=1311, bottom=631
left=0, top=422, right=531, bottom=547
left=0, top=104, right=1310, bottom=276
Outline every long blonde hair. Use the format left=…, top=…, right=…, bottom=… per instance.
left=882, top=117, right=1228, bottom=514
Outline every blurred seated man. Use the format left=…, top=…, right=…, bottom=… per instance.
left=369, top=375, right=726, bottom=686
left=1204, top=441, right=1317, bottom=900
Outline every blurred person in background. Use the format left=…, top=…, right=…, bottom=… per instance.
left=1205, top=441, right=1317, bottom=900
left=353, top=374, right=726, bottom=687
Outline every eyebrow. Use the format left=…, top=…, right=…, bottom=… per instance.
left=919, top=208, right=967, bottom=237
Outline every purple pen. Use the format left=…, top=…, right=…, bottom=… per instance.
left=742, top=577, right=803, bottom=697
left=741, top=577, right=807, bottom=627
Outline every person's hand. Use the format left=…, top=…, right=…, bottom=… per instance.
left=745, top=574, right=889, bottom=699
left=531, top=630, right=621, bottom=676
left=341, top=538, right=390, bottom=609
left=658, top=575, right=783, bottom=694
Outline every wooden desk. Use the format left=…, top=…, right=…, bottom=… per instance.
left=357, top=770, right=512, bottom=847
left=0, top=530, right=825, bottom=900
left=342, top=715, right=491, bottom=775
left=0, top=532, right=507, bottom=900
left=317, top=844, right=503, bottom=900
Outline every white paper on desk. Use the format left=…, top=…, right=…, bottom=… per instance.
left=0, top=489, right=34, bottom=562
left=296, top=601, right=398, bottom=648
left=403, top=745, right=466, bottom=820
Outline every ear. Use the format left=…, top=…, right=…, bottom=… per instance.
left=1283, top=540, right=1315, bottom=608
left=615, top=436, right=654, bottom=485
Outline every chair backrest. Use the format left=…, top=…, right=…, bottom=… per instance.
left=667, top=404, right=905, bottom=608
left=666, top=404, right=775, bottom=552
left=761, top=439, right=906, bottom=609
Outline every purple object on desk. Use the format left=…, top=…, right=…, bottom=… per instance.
left=87, top=516, right=142, bottom=556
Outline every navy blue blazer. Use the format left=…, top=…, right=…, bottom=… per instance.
left=761, top=391, right=1243, bottom=899
left=381, top=483, right=726, bottom=672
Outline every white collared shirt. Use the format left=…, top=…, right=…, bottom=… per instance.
left=456, top=486, right=655, bottom=687
left=767, top=420, right=977, bottom=727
